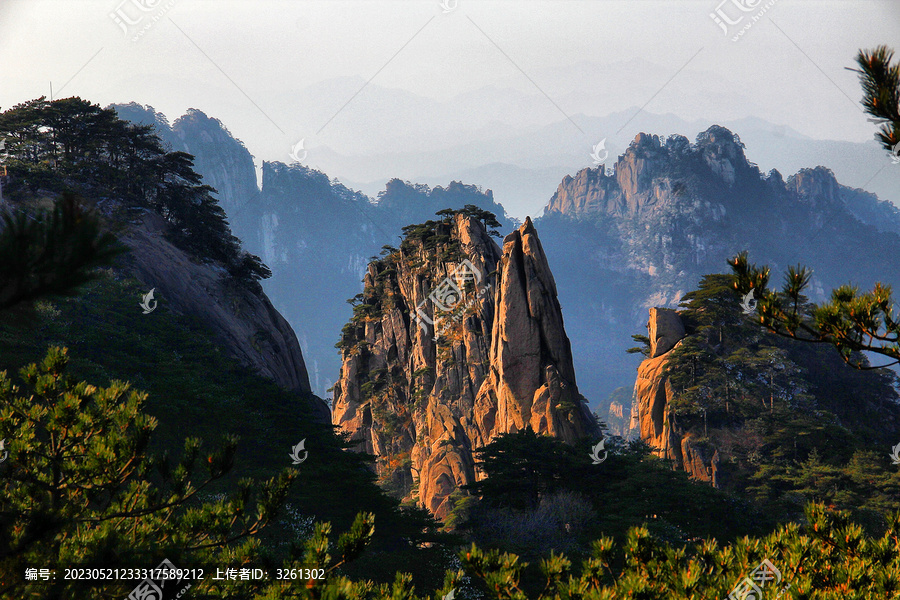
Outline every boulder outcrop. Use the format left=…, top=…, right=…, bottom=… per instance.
left=631, top=307, right=717, bottom=485
left=331, top=214, right=599, bottom=519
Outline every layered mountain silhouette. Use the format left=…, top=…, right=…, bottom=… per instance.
left=112, top=103, right=515, bottom=395
left=112, top=104, right=900, bottom=420
left=534, top=126, right=900, bottom=408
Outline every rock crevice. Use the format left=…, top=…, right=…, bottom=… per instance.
left=631, top=307, right=717, bottom=485
left=332, top=214, right=598, bottom=518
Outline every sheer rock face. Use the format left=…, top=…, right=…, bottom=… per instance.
left=546, top=132, right=679, bottom=220
left=108, top=104, right=325, bottom=419
left=332, top=215, right=598, bottom=519
left=483, top=218, right=597, bottom=444
left=631, top=308, right=716, bottom=484
left=648, top=307, right=685, bottom=358
left=122, top=212, right=321, bottom=409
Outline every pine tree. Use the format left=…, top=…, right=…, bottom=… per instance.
left=466, top=427, right=588, bottom=511
left=0, top=347, right=294, bottom=598
left=730, top=46, right=900, bottom=369
left=0, top=193, right=123, bottom=310
left=0, top=97, right=271, bottom=293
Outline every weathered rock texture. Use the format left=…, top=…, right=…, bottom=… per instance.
left=538, top=124, right=900, bottom=413
left=647, top=307, right=685, bottom=358
left=631, top=308, right=717, bottom=486
left=331, top=214, right=599, bottom=519
left=121, top=211, right=325, bottom=420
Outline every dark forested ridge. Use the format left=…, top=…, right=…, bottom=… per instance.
left=0, top=97, right=270, bottom=290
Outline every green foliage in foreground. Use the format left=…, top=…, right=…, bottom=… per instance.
left=449, top=427, right=769, bottom=590
left=0, top=277, right=453, bottom=593
left=250, top=502, right=900, bottom=599
left=452, top=501, right=900, bottom=600
left=3, top=345, right=898, bottom=600
left=0, top=345, right=452, bottom=599
left=0, top=346, right=295, bottom=599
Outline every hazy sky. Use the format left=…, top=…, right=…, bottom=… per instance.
left=2, top=0, right=899, bottom=198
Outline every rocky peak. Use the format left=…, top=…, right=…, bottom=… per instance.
left=695, top=125, right=749, bottom=187
left=111, top=104, right=259, bottom=218
left=546, top=126, right=752, bottom=221
left=615, top=133, right=668, bottom=213
left=647, top=307, right=685, bottom=358
left=331, top=213, right=598, bottom=519
left=488, top=217, right=595, bottom=441
left=546, top=167, right=619, bottom=218
left=171, top=110, right=260, bottom=216
left=787, top=166, right=841, bottom=209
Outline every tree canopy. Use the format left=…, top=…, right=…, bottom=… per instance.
left=0, top=192, right=124, bottom=310
left=0, top=96, right=270, bottom=292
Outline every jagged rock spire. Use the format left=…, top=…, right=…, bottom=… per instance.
left=332, top=213, right=598, bottom=519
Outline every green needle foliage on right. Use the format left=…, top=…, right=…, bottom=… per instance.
left=729, top=45, right=900, bottom=370
left=458, top=502, right=900, bottom=599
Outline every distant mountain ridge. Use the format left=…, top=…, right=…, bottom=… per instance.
left=111, top=103, right=900, bottom=416
left=535, top=126, right=900, bottom=410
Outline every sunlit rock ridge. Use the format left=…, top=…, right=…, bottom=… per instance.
left=331, top=214, right=599, bottom=519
